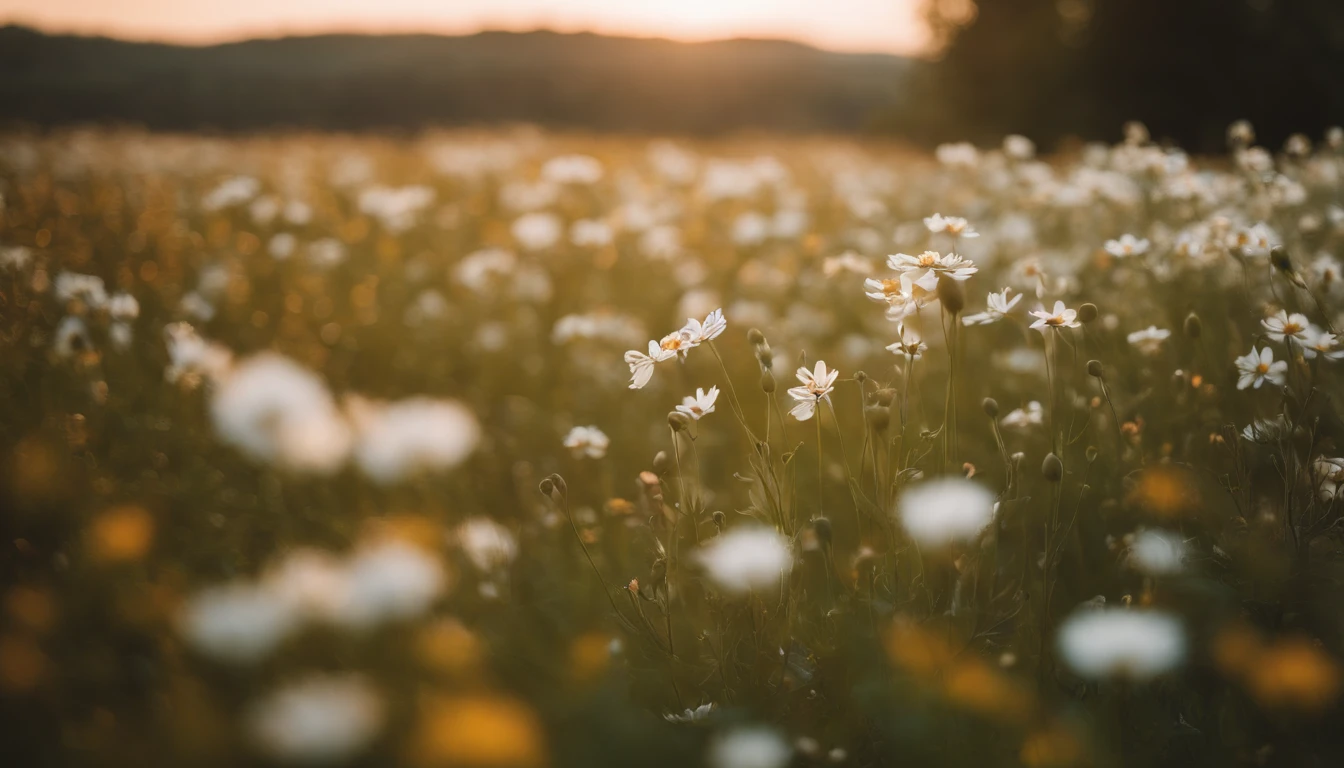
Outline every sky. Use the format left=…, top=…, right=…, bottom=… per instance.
left=0, top=0, right=930, bottom=55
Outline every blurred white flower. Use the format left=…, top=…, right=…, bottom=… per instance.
left=1057, top=608, right=1185, bottom=681
left=512, top=212, right=563, bottom=251
left=696, top=527, right=792, bottom=594
left=456, top=517, right=518, bottom=572
left=456, top=248, right=517, bottom=294
left=339, top=539, right=447, bottom=628
left=1104, top=234, right=1150, bottom=258
left=570, top=218, right=614, bottom=248
left=55, top=272, right=108, bottom=309
left=268, top=232, right=297, bottom=260
left=542, top=154, right=603, bottom=185
left=179, top=583, right=296, bottom=664
left=245, top=674, right=384, bottom=763
left=1003, top=134, right=1036, bottom=160
left=924, top=213, right=978, bottom=239
left=164, top=322, right=233, bottom=386
left=1126, top=326, right=1171, bottom=354
left=935, top=142, right=979, bottom=169
left=962, top=287, right=1021, bottom=326
left=107, top=292, right=139, bottom=320
left=1000, top=401, right=1044, bottom=430
left=1262, top=310, right=1310, bottom=342
left=52, top=315, right=91, bottom=359
left=897, top=477, right=995, bottom=547
left=1313, top=457, right=1344, bottom=500
left=823, top=251, right=873, bottom=278
left=563, top=426, right=611, bottom=459
left=201, top=175, right=260, bottom=211
left=349, top=397, right=481, bottom=484
left=707, top=727, right=792, bottom=768
left=885, top=324, right=926, bottom=361
left=676, top=387, right=719, bottom=421
left=1234, top=346, right=1287, bottom=390
left=665, top=702, right=716, bottom=723
left=1127, top=529, right=1187, bottom=575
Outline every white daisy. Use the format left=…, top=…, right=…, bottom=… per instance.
left=1261, top=310, right=1310, bottom=342
left=624, top=341, right=676, bottom=389
left=924, top=213, right=979, bottom=239
left=886, top=251, right=978, bottom=294
left=1301, top=327, right=1344, bottom=361
left=1104, top=234, right=1151, bottom=258
left=1126, top=326, right=1171, bottom=355
left=676, top=387, right=719, bottom=421
left=787, top=361, right=839, bottom=421
left=1029, top=301, right=1080, bottom=330
left=1234, top=346, right=1287, bottom=390
left=563, top=426, right=611, bottom=459
left=962, top=287, right=1022, bottom=326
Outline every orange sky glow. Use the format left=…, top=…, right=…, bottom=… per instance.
left=0, top=0, right=931, bottom=55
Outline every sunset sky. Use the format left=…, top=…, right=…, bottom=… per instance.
left=0, top=0, right=930, bottom=55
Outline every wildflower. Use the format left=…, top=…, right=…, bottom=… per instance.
left=1056, top=608, right=1185, bottom=681
left=681, top=308, right=728, bottom=345
left=456, top=518, right=519, bottom=573
left=107, top=293, right=139, bottom=320
left=676, top=387, right=719, bottom=421
left=1242, top=415, right=1290, bottom=443
left=1127, top=529, right=1187, bottom=575
left=696, top=527, right=793, bottom=594
left=245, top=675, right=385, bottom=763
left=707, top=727, right=792, bottom=768
left=511, top=212, right=564, bottom=251
left=163, top=322, right=233, bottom=386
left=1301, top=328, right=1344, bottom=361
left=338, top=539, right=447, bottom=628
left=1000, top=401, right=1044, bottom=430
left=1314, top=458, right=1344, bottom=501
left=886, top=251, right=978, bottom=293
left=179, top=582, right=296, bottom=664
left=787, top=360, right=839, bottom=421
left=563, top=426, right=611, bottom=458
left=348, top=397, right=481, bottom=484
left=52, top=316, right=91, bottom=359
left=54, top=272, right=108, bottom=310
left=665, top=702, right=716, bottom=724
left=924, top=213, right=979, bottom=239
left=1234, top=347, right=1287, bottom=389
left=885, top=325, right=927, bottom=361
left=623, top=340, right=675, bottom=389
left=822, top=251, right=872, bottom=278
left=1104, top=234, right=1150, bottom=258
left=1126, top=326, right=1171, bottom=355
left=1029, top=301, right=1081, bottom=330
left=962, top=287, right=1022, bottom=326
left=897, top=477, right=995, bottom=547
left=1261, top=310, right=1310, bottom=342
left=1003, top=134, right=1036, bottom=160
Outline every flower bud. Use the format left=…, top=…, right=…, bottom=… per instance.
left=864, top=404, right=890, bottom=432
left=1086, top=359, right=1104, bottom=378
left=748, top=328, right=766, bottom=346
left=712, top=510, right=726, bottom=529
left=549, top=473, right=568, bottom=499
left=668, top=411, right=691, bottom=432
left=760, top=369, right=776, bottom=393
left=1042, top=453, right=1063, bottom=482
left=1270, top=246, right=1293, bottom=274
left=982, top=397, right=999, bottom=418
left=1184, top=312, right=1202, bottom=339
left=652, top=450, right=671, bottom=475
left=1085, top=446, right=1099, bottom=463
left=854, top=370, right=868, bottom=384
left=757, top=345, right=774, bottom=369
left=538, top=477, right=555, bottom=496
left=935, top=276, right=965, bottom=315
left=1078, top=303, right=1099, bottom=324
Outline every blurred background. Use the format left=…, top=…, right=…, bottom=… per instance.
left=0, top=0, right=1341, bottom=151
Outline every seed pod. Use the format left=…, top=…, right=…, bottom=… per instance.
left=1042, top=453, right=1063, bottom=482
left=812, top=517, right=833, bottom=547
left=864, top=404, right=890, bottom=432
left=982, top=397, right=1000, bottom=418
left=652, top=450, right=671, bottom=475
left=760, top=369, right=776, bottom=393
left=1078, top=303, right=1099, bottom=324
left=1184, top=312, right=1202, bottom=339
left=1086, top=359, right=1104, bottom=378
left=668, top=411, right=691, bottom=432
left=936, top=276, right=965, bottom=315
left=747, top=328, right=766, bottom=346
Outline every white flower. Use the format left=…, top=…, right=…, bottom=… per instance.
left=511, top=212, right=563, bottom=251
left=623, top=340, right=675, bottom=389
left=163, top=322, right=233, bottom=386
left=107, top=292, right=140, bottom=320
left=1234, top=346, right=1287, bottom=390
left=1003, top=134, right=1036, bottom=160
left=179, top=583, right=296, bottom=664
left=1056, top=609, right=1185, bottom=680
left=1104, top=234, right=1150, bottom=258
left=962, top=287, right=1022, bottom=326
left=541, top=154, right=604, bottom=185
left=262, top=548, right=351, bottom=623
left=1126, top=326, right=1171, bottom=355
left=1242, top=415, right=1289, bottom=443
left=665, top=702, right=716, bottom=723
left=348, top=397, right=481, bottom=484
left=563, top=425, right=611, bottom=458
left=54, top=272, right=108, bottom=309
left=696, top=527, right=793, bottom=594
left=1029, top=301, right=1080, bottom=330
left=338, top=539, right=447, bottom=628
left=886, top=250, right=978, bottom=293
left=210, top=353, right=352, bottom=474
left=1127, top=529, right=1187, bottom=575
left=884, top=325, right=927, bottom=361
left=823, top=251, right=872, bottom=278
left=897, top=477, right=995, bottom=547
left=924, top=213, right=979, bottom=239
left=1313, top=457, right=1344, bottom=501
left=1000, top=401, right=1044, bottom=430
left=245, top=674, right=385, bottom=763
left=571, top=218, right=614, bottom=248
left=52, top=316, right=91, bottom=359
left=681, top=308, right=728, bottom=345
left=707, top=727, right=792, bottom=768
left=787, top=360, right=839, bottom=421
left=676, top=387, right=719, bottom=421
left=1261, top=310, right=1310, bottom=342
left=456, top=518, right=519, bottom=572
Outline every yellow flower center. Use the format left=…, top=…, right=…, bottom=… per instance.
left=1283, top=323, right=1302, bottom=334
left=1256, top=363, right=1270, bottom=374
left=661, top=338, right=682, bottom=351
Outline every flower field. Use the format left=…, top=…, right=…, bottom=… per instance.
left=3, top=123, right=1344, bottom=766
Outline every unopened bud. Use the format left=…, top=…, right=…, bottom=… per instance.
left=668, top=411, right=691, bottom=432
left=548, top=473, right=568, bottom=498
left=936, top=276, right=965, bottom=315
left=757, top=345, right=774, bottom=369
left=712, top=510, right=726, bottom=529
left=854, top=370, right=868, bottom=384
left=1086, top=360, right=1104, bottom=378
left=538, top=477, right=555, bottom=496
left=1042, top=453, right=1063, bottom=482
left=1078, top=303, right=1099, bottom=324
left=652, top=450, right=671, bottom=475
left=760, top=369, right=776, bottom=393
left=747, top=328, right=766, bottom=346
left=1270, top=246, right=1293, bottom=274
left=1085, top=446, right=1099, bottom=463
left=982, top=397, right=999, bottom=418
left=1184, top=312, right=1202, bottom=339
left=812, top=517, right=833, bottom=547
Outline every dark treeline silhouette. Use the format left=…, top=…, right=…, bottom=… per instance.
left=916, top=0, right=1344, bottom=151
left=0, top=25, right=909, bottom=135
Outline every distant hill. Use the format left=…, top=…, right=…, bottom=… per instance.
left=0, top=25, right=913, bottom=134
